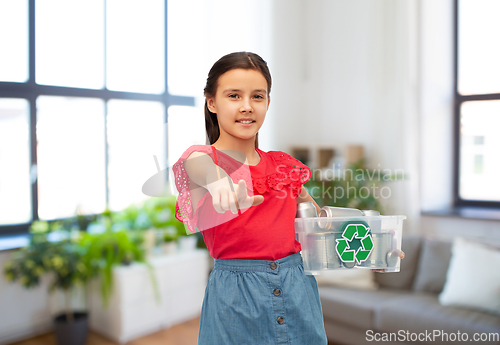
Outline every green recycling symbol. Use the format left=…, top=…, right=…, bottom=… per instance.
left=335, top=222, right=374, bottom=265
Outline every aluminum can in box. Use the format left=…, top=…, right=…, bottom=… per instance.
left=296, top=201, right=318, bottom=218
left=318, top=206, right=364, bottom=231
left=295, top=208, right=405, bottom=275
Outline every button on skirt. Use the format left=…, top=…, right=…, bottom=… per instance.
left=198, top=252, right=328, bottom=345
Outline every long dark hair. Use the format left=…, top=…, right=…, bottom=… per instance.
left=204, top=52, right=272, bottom=148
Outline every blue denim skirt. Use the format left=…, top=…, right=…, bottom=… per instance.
left=198, top=252, right=328, bottom=345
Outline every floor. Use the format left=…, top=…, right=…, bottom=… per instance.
left=10, top=317, right=338, bottom=345
left=10, top=317, right=200, bottom=345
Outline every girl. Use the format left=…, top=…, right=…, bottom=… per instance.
left=173, top=52, right=326, bottom=344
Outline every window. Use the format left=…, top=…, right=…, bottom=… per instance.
left=454, top=0, right=500, bottom=207
left=0, top=0, right=195, bottom=233
left=0, top=99, right=31, bottom=225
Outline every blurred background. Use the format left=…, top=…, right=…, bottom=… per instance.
left=1, top=0, right=499, bottom=344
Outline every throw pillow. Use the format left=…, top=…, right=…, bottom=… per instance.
left=315, top=269, right=379, bottom=290
left=412, top=237, right=452, bottom=293
left=439, top=237, right=500, bottom=315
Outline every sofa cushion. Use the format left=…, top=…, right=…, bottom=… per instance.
left=412, top=237, right=452, bottom=293
left=439, top=237, right=500, bottom=316
left=319, top=286, right=409, bottom=330
left=375, top=293, right=500, bottom=344
left=375, top=235, right=421, bottom=290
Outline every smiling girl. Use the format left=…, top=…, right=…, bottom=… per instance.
left=173, top=52, right=328, bottom=344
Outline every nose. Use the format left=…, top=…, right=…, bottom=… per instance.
left=240, top=98, right=253, bottom=113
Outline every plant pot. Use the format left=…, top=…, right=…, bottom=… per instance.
left=53, top=312, right=88, bottom=345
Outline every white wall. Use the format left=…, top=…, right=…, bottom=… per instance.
left=270, top=0, right=376, bottom=153
left=270, top=0, right=421, bottom=231
left=419, top=0, right=455, bottom=211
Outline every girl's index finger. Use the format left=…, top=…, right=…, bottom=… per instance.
left=236, top=179, right=247, bottom=200
left=237, top=179, right=255, bottom=209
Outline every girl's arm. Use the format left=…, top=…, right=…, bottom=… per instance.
left=184, top=151, right=263, bottom=214
left=297, top=186, right=321, bottom=215
left=184, top=151, right=228, bottom=188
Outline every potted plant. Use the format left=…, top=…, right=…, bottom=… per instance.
left=81, top=209, right=153, bottom=307
left=3, top=220, right=91, bottom=345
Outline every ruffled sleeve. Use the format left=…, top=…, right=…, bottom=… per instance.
left=172, top=145, right=213, bottom=233
left=251, top=151, right=311, bottom=198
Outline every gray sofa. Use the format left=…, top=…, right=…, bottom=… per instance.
left=319, top=236, right=500, bottom=345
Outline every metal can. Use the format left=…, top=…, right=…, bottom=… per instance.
left=296, top=201, right=318, bottom=218
left=359, top=232, right=392, bottom=268
left=361, top=210, right=381, bottom=216
left=296, top=201, right=318, bottom=235
left=306, top=232, right=341, bottom=270
left=320, top=206, right=365, bottom=217
left=318, top=206, right=365, bottom=230
left=386, top=249, right=401, bottom=267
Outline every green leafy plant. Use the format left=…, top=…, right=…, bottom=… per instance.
left=3, top=221, right=90, bottom=323
left=4, top=215, right=154, bottom=314
left=111, top=204, right=152, bottom=231
left=143, top=196, right=187, bottom=237
left=5, top=199, right=186, bottom=314
left=80, top=222, right=153, bottom=307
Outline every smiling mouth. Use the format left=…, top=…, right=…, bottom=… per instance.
left=235, top=120, right=256, bottom=124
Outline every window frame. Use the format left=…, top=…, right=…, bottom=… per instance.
left=453, top=0, right=500, bottom=209
left=0, top=0, right=195, bottom=235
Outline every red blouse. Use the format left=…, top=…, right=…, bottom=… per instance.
left=173, top=145, right=311, bottom=260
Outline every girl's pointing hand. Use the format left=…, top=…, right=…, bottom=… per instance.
left=208, top=177, right=264, bottom=214
left=234, top=180, right=264, bottom=212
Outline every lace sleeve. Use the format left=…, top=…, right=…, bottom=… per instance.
left=172, top=145, right=213, bottom=233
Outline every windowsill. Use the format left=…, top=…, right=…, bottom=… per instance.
left=0, top=233, right=30, bottom=252
left=422, top=206, right=500, bottom=221
left=0, top=231, right=70, bottom=252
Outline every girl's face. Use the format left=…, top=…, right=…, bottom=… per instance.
left=207, top=68, right=270, bottom=143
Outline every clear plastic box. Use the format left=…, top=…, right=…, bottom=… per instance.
left=295, top=215, right=406, bottom=275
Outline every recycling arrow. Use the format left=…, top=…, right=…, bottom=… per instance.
left=335, top=223, right=374, bottom=265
